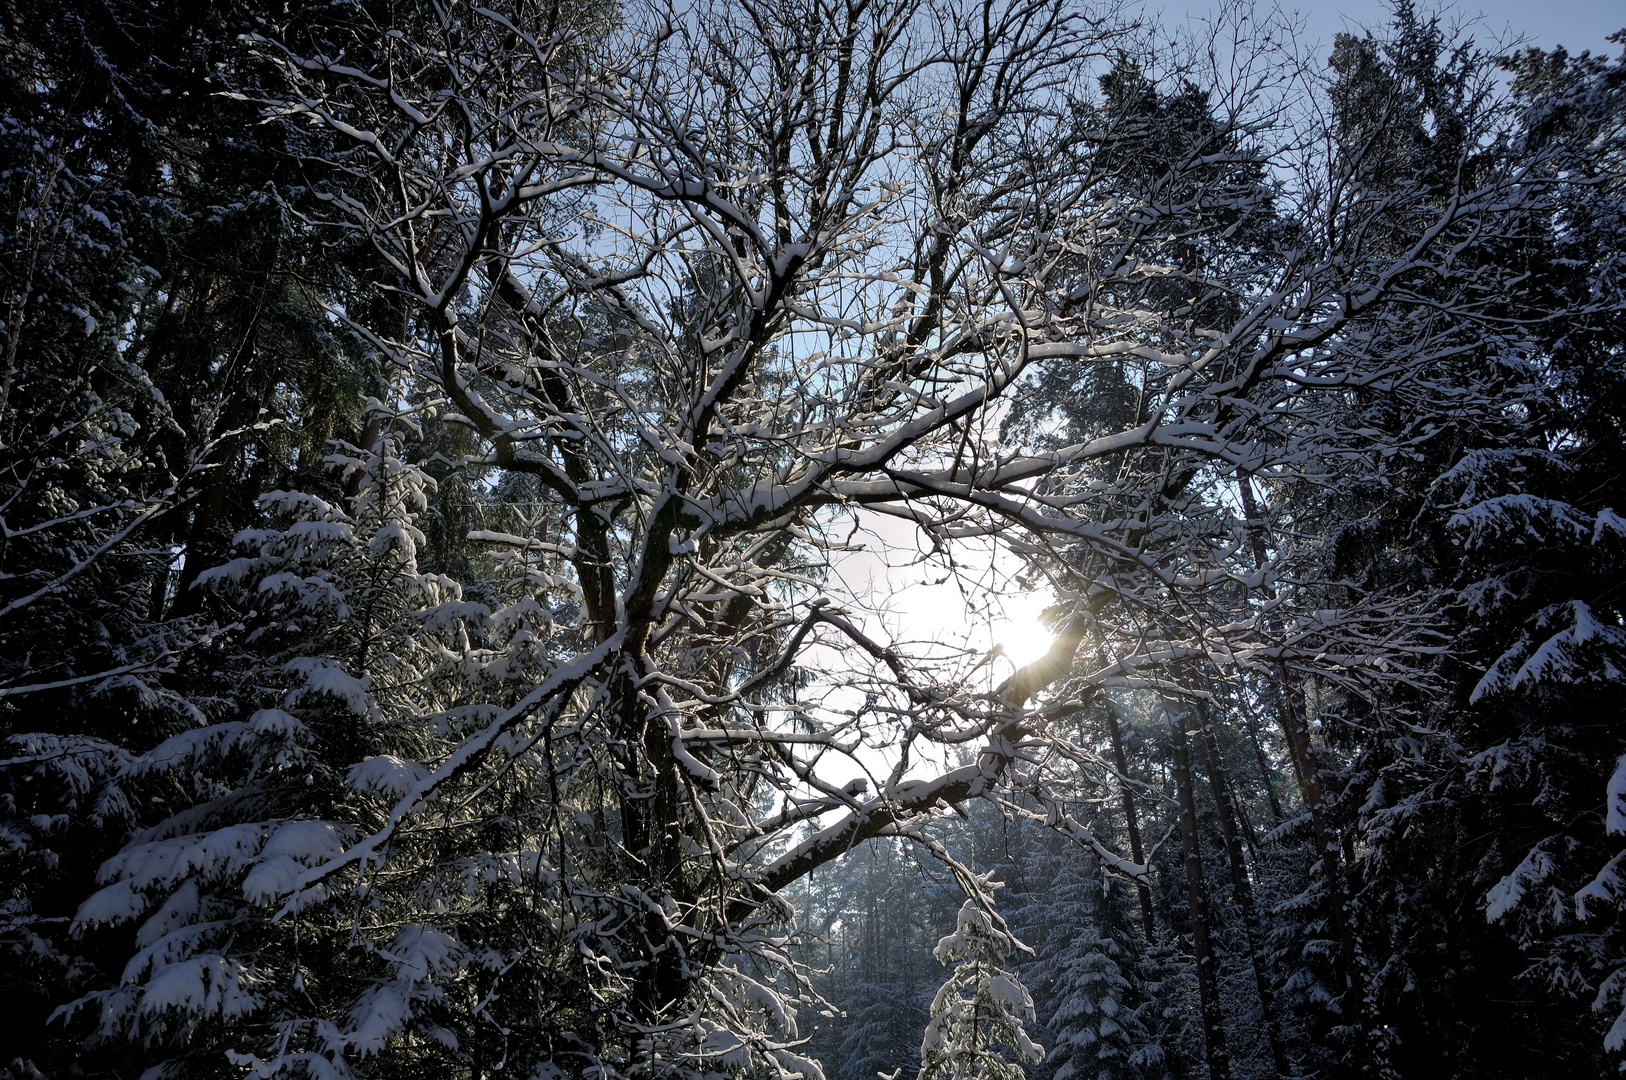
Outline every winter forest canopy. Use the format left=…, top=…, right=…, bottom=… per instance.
left=3, top=0, right=1626, bottom=1077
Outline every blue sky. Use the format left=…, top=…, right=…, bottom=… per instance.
left=1297, top=0, right=1623, bottom=55
left=1145, top=1, right=1625, bottom=57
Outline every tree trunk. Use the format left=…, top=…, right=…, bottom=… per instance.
left=1241, top=702, right=1286, bottom=824
left=1235, top=789, right=1265, bottom=864
left=1105, top=699, right=1158, bottom=943
left=1235, top=479, right=1287, bottom=826
left=1168, top=705, right=1231, bottom=1080
left=1198, top=707, right=1293, bottom=1078
left=1275, top=670, right=1370, bottom=1075
left=166, top=273, right=274, bottom=619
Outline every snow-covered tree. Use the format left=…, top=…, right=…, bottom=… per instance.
left=1339, top=26, right=1626, bottom=1078
left=1023, top=844, right=1166, bottom=1080
left=825, top=843, right=941, bottom=1080
left=56, top=418, right=547, bottom=1077
left=920, top=894, right=1044, bottom=1080
left=0, top=4, right=388, bottom=1072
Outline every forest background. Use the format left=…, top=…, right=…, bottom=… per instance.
left=3, top=2, right=1626, bottom=1080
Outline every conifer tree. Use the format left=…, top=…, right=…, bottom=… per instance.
left=920, top=893, right=1044, bottom=1080
left=1024, top=842, right=1167, bottom=1080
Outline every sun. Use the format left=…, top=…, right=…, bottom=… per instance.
left=985, top=589, right=1055, bottom=670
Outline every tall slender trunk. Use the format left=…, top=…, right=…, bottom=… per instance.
left=1168, top=706, right=1231, bottom=1080
left=1236, top=479, right=1287, bottom=826
left=1241, top=477, right=1366, bottom=1072
left=1235, top=789, right=1264, bottom=863
left=1198, top=708, right=1292, bottom=1077
left=1275, top=670, right=1369, bottom=1075
left=1240, top=702, right=1285, bottom=823
left=1105, top=699, right=1157, bottom=943
left=1237, top=477, right=1271, bottom=577
left=167, top=269, right=276, bottom=619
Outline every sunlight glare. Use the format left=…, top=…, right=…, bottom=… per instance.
left=986, top=588, right=1055, bottom=671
